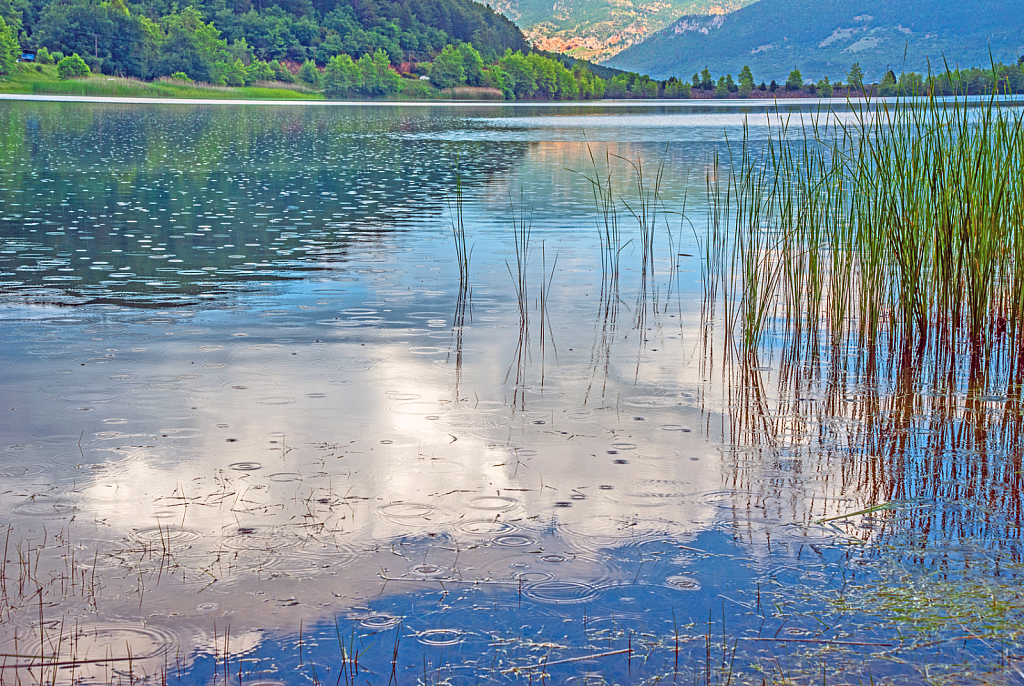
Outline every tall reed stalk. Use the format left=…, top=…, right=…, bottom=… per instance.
left=507, top=191, right=532, bottom=329
left=447, top=167, right=471, bottom=287
left=700, top=85, right=1024, bottom=391
left=579, top=147, right=624, bottom=292
left=505, top=192, right=533, bottom=408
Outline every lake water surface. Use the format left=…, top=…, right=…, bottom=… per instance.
left=0, top=99, right=1021, bottom=685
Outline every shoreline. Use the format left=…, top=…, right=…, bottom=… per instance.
left=3, top=92, right=1022, bottom=107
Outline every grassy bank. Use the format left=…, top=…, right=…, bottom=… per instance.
left=3, top=62, right=890, bottom=102
left=0, top=63, right=516, bottom=101
left=0, top=63, right=326, bottom=99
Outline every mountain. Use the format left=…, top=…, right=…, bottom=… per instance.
left=489, top=0, right=758, bottom=63
left=605, top=0, right=1024, bottom=82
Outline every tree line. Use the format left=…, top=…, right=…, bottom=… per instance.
left=603, top=61, right=1024, bottom=99
left=0, top=0, right=616, bottom=100
left=0, top=0, right=528, bottom=81
left=312, top=43, right=606, bottom=99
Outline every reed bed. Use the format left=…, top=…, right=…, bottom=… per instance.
left=441, top=86, right=505, bottom=101
left=251, top=79, right=319, bottom=93
left=700, top=92, right=1024, bottom=391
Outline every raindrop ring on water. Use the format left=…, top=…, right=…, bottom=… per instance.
left=493, top=534, right=537, bottom=548
left=665, top=575, right=702, bottom=591
left=359, top=614, right=402, bottom=630
left=467, top=495, right=518, bottom=511
left=416, top=629, right=468, bottom=646
left=410, top=563, right=448, bottom=577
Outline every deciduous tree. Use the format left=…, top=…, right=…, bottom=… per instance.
left=817, top=76, right=833, bottom=97
left=630, top=74, right=657, bottom=98
left=0, top=15, right=18, bottom=76
left=785, top=67, right=803, bottom=91
left=498, top=49, right=535, bottom=98
left=664, top=76, right=690, bottom=98
left=324, top=52, right=359, bottom=96
left=57, top=52, right=90, bottom=78
left=298, top=57, right=319, bottom=86
left=714, top=75, right=728, bottom=97
left=457, top=42, right=483, bottom=86
left=604, top=73, right=628, bottom=98
left=430, top=43, right=464, bottom=89
left=357, top=49, right=399, bottom=96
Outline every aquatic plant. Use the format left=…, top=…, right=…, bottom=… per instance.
left=577, top=146, right=624, bottom=292
left=446, top=164, right=472, bottom=288
left=618, top=152, right=665, bottom=288
left=504, top=191, right=533, bottom=408
left=699, top=87, right=1024, bottom=394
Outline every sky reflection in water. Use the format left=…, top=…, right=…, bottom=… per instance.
left=0, top=100, right=1021, bottom=685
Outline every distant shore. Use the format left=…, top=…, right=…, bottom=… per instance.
left=685, top=88, right=867, bottom=99
left=1, top=64, right=878, bottom=104
left=7, top=68, right=1017, bottom=106
left=0, top=92, right=896, bottom=106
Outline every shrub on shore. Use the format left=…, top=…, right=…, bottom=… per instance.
left=57, top=53, right=90, bottom=80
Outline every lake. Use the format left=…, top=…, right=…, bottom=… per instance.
left=0, top=98, right=1021, bottom=685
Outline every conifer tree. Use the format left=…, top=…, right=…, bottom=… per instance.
left=738, top=65, right=754, bottom=97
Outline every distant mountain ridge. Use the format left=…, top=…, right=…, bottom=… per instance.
left=605, top=0, right=1024, bottom=82
left=490, top=0, right=758, bottom=63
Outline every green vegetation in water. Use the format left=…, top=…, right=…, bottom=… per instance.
left=838, top=564, right=1024, bottom=645
left=686, top=85, right=1024, bottom=682
left=700, top=87, right=1024, bottom=375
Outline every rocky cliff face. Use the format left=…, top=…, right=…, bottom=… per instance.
left=491, top=0, right=754, bottom=63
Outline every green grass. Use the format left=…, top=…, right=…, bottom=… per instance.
left=0, top=63, right=325, bottom=99
left=0, top=62, right=63, bottom=92
left=0, top=65, right=500, bottom=101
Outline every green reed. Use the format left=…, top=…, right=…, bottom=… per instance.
left=504, top=192, right=533, bottom=408
left=447, top=166, right=471, bottom=287
left=617, top=153, right=665, bottom=283
left=701, top=85, right=1024, bottom=383
left=506, top=190, right=532, bottom=328
left=578, top=146, right=624, bottom=291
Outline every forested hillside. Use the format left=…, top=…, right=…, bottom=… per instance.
left=0, top=0, right=530, bottom=80
left=606, top=0, right=1024, bottom=82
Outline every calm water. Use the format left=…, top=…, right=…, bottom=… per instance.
left=0, top=99, right=1020, bottom=685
